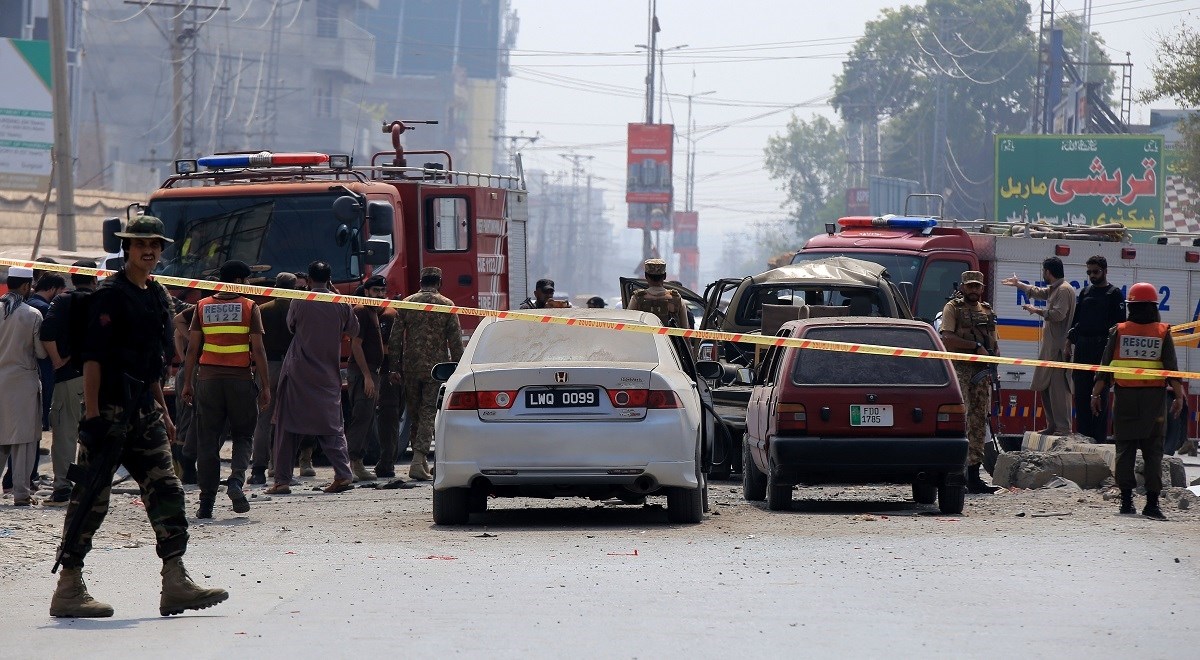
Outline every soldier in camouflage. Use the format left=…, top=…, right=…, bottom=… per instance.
left=51, top=216, right=228, bottom=618
left=939, top=270, right=1000, bottom=495
left=388, top=267, right=464, bottom=480
left=628, top=259, right=690, bottom=328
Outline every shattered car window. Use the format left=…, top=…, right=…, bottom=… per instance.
left=792, top=326, right=950, bottom=386
left=472, top=321, right=659, bottom=364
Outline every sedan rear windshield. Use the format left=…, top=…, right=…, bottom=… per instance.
left=472, top=321, right=659, bottom=364
left=792, top=326, right=950, bottom=386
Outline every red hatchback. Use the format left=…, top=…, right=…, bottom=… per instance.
left=742, top=317, right=968, bottom=514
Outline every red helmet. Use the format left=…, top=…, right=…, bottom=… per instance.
left=1126, top=282, right=1158, bottom=304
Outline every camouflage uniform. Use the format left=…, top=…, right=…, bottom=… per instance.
left=388, top=287, right=464, bottom=456
left=57, top=269, right=188, bottom=568
left=941, top=294, right=998, bottom=466
left=628, top=259, right=691, bottom=329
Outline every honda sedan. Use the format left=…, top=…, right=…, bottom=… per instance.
left=431, top=308, right=712, bottom=525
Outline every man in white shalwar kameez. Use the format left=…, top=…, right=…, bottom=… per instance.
left=0, top=266, right=47, bottom=505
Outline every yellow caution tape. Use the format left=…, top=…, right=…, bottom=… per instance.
left=6, top=258, right=1199, bottom=381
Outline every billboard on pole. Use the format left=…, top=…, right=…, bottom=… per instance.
left=994, top=134, right=1164, bottom=234
left=0, top=39, right=53, bottom=192
left=672, top=211, right=697, bottom=249
left=626, top=123, right=674, bottom=229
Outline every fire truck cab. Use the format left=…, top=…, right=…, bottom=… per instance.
left=103, top=121, right=528, bottom=333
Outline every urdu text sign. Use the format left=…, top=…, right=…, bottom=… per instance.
left=994, top=135, right=1164, bottom=234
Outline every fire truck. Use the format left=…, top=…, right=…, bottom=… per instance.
left=795, top=196, right=1200, bottom=438
left=102, top=120, right=529, bottom=331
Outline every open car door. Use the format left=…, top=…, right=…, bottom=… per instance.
left=619, top=276, right=707, bottom=320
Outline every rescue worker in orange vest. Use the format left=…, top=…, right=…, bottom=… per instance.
left=180, top=260, right=270, bottom=519
left=1091, top=282, right=1184, bottom=520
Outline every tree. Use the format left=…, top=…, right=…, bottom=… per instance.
left=763, top=114, right=848, bottom=237
left=1142, top=23, right=1200, bottom=182
left=831, top=0, right=1114, bottom=220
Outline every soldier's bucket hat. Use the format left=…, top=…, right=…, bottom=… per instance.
left=114, top=216, right=174, bottom=243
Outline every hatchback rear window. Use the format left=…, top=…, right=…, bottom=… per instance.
left=791, top=326, right=950, bottom=386
left=471, top=321, right=659, bottom=364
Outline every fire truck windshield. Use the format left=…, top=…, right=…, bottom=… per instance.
left=150, top=192, right=356, bottom=282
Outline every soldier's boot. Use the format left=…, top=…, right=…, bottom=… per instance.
left=50, top=567, right=114, bottom=618
left=1142, top=492, right=1167, bottom=520
left=966, top=464, right=998, bottom=494
left=159, top=556, right=229, bottom=616
left=298, top=447, right=317, bottom=477
left=1119, top=488, right=1136, bottom=515
left=180, top=459, right=198, bottom=485
left=226, top=478, right=250, bottom=514
left=247, top=466, right=267, bottom=486
left=196, top=495, right=214, bottom=519
left=351, top=459, right=375, bottom=483
left=409, top=451, right=433, bottom=481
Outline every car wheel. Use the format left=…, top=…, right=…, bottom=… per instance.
left=937, top=483, right=965, bottom=515
left=667, top=485, right=704, bottom=524
left=742, top=436, right=766, bottom=501
left=766, top=462, right=791, bottom=512
left=432, top=487, right=470, bottom=525
left=469, top=488, right=488, bottom=514
left=912, top=483, right=937, bottom=505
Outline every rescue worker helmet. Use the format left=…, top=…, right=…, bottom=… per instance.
left=1126, top=282, right=1158, bottom=304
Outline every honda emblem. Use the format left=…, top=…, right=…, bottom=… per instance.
left=555, top=371, right=569, bottom=383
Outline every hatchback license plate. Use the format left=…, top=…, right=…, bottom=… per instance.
left=526, top=388, right=600, bottom=408
left=850, top=404, right=893, bottom=426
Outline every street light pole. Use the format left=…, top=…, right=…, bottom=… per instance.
left=685, top=89, right=715, bottom=212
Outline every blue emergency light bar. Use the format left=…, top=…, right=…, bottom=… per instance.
left=837, top=215, right=938, bottom=229
left=196, top=152, right=330, bottom=169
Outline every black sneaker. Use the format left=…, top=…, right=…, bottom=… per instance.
left=196, top=499, right=214, bottom=519
left=247, top=469, right=267, bottom=486
left=227, top=479, right=250, bottom=514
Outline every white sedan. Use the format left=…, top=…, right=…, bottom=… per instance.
left=431, top=308, right=712, bottom=525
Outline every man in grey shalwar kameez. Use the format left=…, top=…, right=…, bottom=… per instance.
left=0, top=267, right=47, bottom=505
left=268, top=261, right=357, bottom=494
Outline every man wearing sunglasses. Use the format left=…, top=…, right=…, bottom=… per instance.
left=1068, top=255, right=1125, bottom=443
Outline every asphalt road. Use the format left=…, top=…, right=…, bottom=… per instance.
left=2, top=473, right=1198, bottom=658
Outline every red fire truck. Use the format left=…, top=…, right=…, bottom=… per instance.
left=102, top=120, right=529, bottom=331
left=795, top=197, right=1200, bottom=438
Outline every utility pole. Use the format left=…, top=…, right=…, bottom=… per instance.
left=50, top=0, right=75, bottom=251
left=560, top=153, right=594, bottom=289
left=493, top=132, right=541, bottom=175
left=930, top=14, right=949, bottom=200
left=685, top=89, right=715, bottom=211
left=124, top=1, right=227, bottom=159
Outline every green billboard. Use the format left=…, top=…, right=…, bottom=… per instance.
left=995, top=134, right=1164, bottom=236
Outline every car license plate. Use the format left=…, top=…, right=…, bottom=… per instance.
left=525, top=388, right=600, bottom=409
left=850, top=404, right=893, bottom=427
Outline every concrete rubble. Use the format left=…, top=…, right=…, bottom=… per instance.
left=992, top=431, right=1187, bottom=490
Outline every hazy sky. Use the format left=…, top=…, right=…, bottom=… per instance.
left=505, top=0, right=1198, bottom=284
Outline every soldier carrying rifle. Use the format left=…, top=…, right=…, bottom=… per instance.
left=50, top=216, right=228, bottom=618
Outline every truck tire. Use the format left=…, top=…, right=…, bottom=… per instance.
left=432, top=487, right=470, bottom=525
left=937, top=483, right=965, bottom=515
left=766, top=460, right=791, bottom=512
left=742, top=436, right=766, bottom=501
left=912, top=483, right=937, bottom=505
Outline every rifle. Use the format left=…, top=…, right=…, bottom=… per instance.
left=53, top=374, right=148, bottom=574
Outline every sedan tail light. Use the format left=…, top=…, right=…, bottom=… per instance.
left=776, top=402, right=807, bottom=433
left=446, top=390, right=517, bottom=410
left=608, top=389, right=682, bottom=409
left=936, top=403, right=966, bottom=435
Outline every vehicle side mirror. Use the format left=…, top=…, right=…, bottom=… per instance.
left=102, top=217, right=122, bottom=253
left=367, top=201, right=394, bottom=236
left=695, top=360, right=723, bottom=381
left=430, top=362, right=458, bottom=382
left=333, top=195, right=361, bottom=223
left=364, top=238, right=391, bottom=266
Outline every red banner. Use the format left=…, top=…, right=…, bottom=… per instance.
left=673, top=211, right=697, bottom=249
left=627, top=123, right=674, bottom=229
left=676, top=248, right=699, bottom=291
left=846, top=188, right=869, bottom=216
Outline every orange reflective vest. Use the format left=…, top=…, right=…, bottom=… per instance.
left=1110, top=321, right=1169, bottom=388
left=197, top=296, right=253, bottom=368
